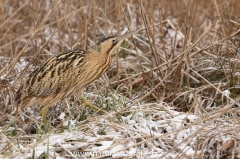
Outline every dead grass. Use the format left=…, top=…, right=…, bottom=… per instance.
left=0, top=0, right=240, bottom=158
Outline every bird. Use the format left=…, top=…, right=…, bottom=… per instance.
left=15, top=31, right=136, bottom=125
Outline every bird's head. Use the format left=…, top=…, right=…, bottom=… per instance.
left=96, top=31, right=136, bottom=56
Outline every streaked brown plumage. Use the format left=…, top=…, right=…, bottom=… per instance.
left=15, top=32, right=136, bottom=122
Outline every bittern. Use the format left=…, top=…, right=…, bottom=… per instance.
left=15, top=31, right=136, bottom=125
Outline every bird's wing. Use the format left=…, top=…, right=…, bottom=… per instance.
left=16, top=50, right=86, bottom=101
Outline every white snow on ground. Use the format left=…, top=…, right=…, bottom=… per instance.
left=1, top=102, right=239, bottom=158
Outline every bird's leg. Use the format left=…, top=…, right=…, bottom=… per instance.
left=36, top=105, right=51, bottom=136
left=41, top=105, right=50, bottom=128
left=81, top=98, right=107, bottom=114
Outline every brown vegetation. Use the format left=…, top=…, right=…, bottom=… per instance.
left=0, top=0, right=240, bottom=158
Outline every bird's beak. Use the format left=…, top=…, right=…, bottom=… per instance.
left=115, top=31, right=137, bottom=43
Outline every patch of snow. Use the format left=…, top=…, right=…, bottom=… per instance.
left=187, top=115, right=197, bottom=122
left=5, top=95, right=9, bottom=106
left=92, top=141, right=113, bottom=151
left=76, top=142, right=89, bottom=148
left=59, top=112, right=66, bottom=120
left=63, top=119, right=76, bottom=127
left=222, top=89, right=231, bottom=98
left=167, top=29, right=183, bottom=41
left=185, top=147, right=195, bottom=156
left=188, top=93, right=194, bottom=103
left=100, top=140, right=113, bottom=147
left=110, top=145, right=125, bottom=153
left=87, top=137, right=97, bottom=142
left=128, top=147, right=137, bottom=156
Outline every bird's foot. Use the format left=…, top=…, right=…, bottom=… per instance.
left=81, top=98, right=107, bottom=114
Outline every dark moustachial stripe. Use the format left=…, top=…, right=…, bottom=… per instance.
left=97, top=36, right=115, bottom=45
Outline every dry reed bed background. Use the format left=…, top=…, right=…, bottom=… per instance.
left=0, top=0, right=240, bottom=158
